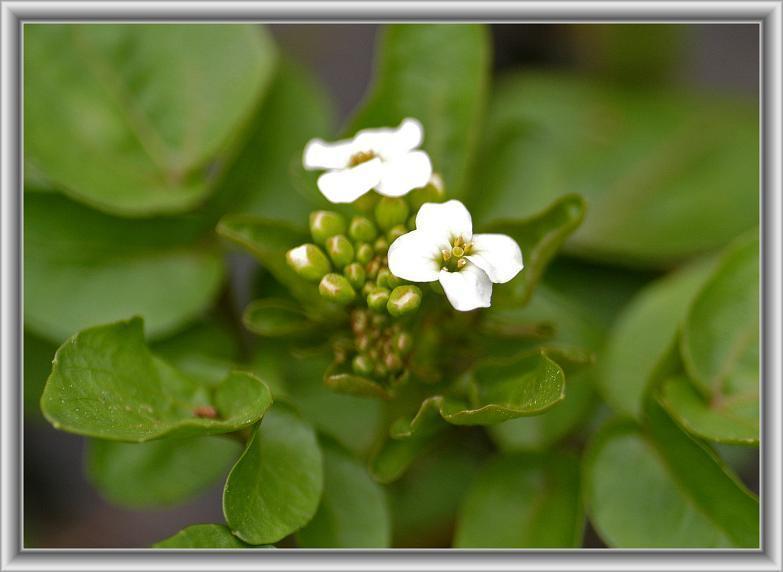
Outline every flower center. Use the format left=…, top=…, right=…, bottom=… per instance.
left=440, top=236, right=473, bottom=272
left=349, top=150, right=377, bottom=167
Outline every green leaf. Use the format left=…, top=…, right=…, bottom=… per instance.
left=681, top=234, right=759, bottom=401
left=659, top=375, right=758, bottom=445
left=600, top=257, right=716, bottom=418
left=24, top=24, right=276, bottom=216
left=454, top=452, right=583, bottom=548
left=154, top=524, right=251, bottom=549
left=468, top=72, right=758, bottom=266
left=369, top=428, right=441, bottom=485
left=40, top=318, right=272, bottom=441
left=24, top=193, right=224, bottom=343
left=489, top=371, right=596, bottom=451
left=86, top=436, right=242, bottom=508
left=584, top=405, right=759, bottom=548
left=243, top=299, right=318, bottom=338
left=24, top=330, right=57, bottom=421
left=223, top=404, right=323, bottom=544
left=485, top=194, right=586, bottom=307
left=207, top=59, right=334, bottom=222
left=346, top=24, right=489, bottom=198
left=298, top=439, right=390, bottom=548
left=324, top=369, right=393, bottom=400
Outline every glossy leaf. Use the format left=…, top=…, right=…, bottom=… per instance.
left=346, top=24, right=489, bottom=198
left=600, top=257, right=716, bottom=418
left=24, top=24, right=275, bottom=216
left=584, top=406, right=759, bottom=548
left=486, top=194, right=586, bottom=307
left=25, top=193, right=224, bottom=343
left=87, top=436, right=242, bottom=507
left=223, top=405, right=323, bottom=545
left=298, top=439, right=390, bottom=548
left=468, top=72, right=758, bottom=266
left=154, top=524, right=251, bottom=549
left=454, top=452, right=583, bottom=548
left=40, top=318, right=272, bottom=441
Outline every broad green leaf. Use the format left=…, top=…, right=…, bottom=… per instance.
left=25, top=193, right=224, bottom=343
left=681, top=234, right=759, bottom=399
left=485, top=194, right=586, bottom=307
left=347, top=24, right=489, bottom=198
left=86, top=436, right=242, bottom=507
left=659, top=375, right=758, bottom=445
left=24, top=330, right=57, bottom=421
left=40, top=318, right=272, bottom=441
left=489, top=371, right=596, bottom=451
left=454, top=452, right=583, bottom=548
left=600, top=257, right=716, bottom=418
left=25, top=24, right=275, bottom=216
left=207, top=60, right=334, bottom=222
left=243, top=299, right=318, bottom=338
left=223, top=404, right=323, bottom=544
left=298, top=439, right=390, bottom=548
left=584, top=406, right=759, bottom=548
left=154, top=524, right=251, bottom=549
left=468, top=72, right=758, bottom=266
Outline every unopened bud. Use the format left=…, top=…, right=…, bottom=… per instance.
left=349, top=216, right=378, bottom=242
left=309, top=210, right=346, bottom=245
left=377, top=268, right=401, bottom=290
left=408, top=174, right=446, bottom=211
left=319, top=273, right=356, bottom=304
left=356, top=243, right=374, bottom=264
left=352, top=354, right=375, bottom=376
left=366, top=287, right=391, bottom=312
left=374, top=197, right=410, bottom=231
left=387, top=224, right=408, bottom=243
left=286, top=244, right=331, bottom=282
left=344, top=262, right=366, bottom=289
left=374, top=237, right=389, bottom=254
left=387, top=285, right=422, bottom=317
left=392, top=331, right=414, bottom=355
left=326, top=234, right=354, bottom=268
left=384, top=352, right=403, bottom=373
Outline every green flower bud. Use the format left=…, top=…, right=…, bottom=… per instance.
left=374, top=362, right=389, bottom=378
left=387, top=285, right=422, bottom=317
left=352, top=354, right=375, bottom=376
left=362, top=281, right=376, bottom=297
left=309, top=210, right=346, bottom=245
left=366, top=287, right=391, bottom=312
left=392, top=331, right=414, bottom=355
left=349, top=216, right=378, bottom=243
left=286, top=244, right=331, bottom=282
left=353, top=191, right=379, bottom=212
left=319, top=273, right=356, bottom=304
left=374, top=237, right=389, bottom=254
left=387, top=224, right=408, bottom=243
left=325, top=234, right=354, bottom=268
left=344, top=262, right=366, bottom=289
left=384, top=352, right=403, bottom=373
left=408, top=174, right=446, bottom=211
left=374, top=197, right=410, bottom=231
left=376, top=268, right=401, bottom=290
left=356, top=243, right=374, bottom=264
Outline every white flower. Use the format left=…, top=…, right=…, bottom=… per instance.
left=388, top=200, right=523, bottom=312
left=303, top=118, right=433, bottom=204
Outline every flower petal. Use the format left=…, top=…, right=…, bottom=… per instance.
left=438, top=263, right=493, bottom=312
left=467, top=233, right=524, bottom=284
left=316, top=159, right=383, bottom=204
left=354, top=118, right=424, bottom=159
left=303, top=137, right=359, bottom=170
left=415, top=199, right=473, bottom=246
left=376, top=151, right=433, bottom=197
left=387, top=230, right=442, bottom=282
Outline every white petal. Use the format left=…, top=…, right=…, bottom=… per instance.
left=415, top=199, right=473, bottom=247
left=467, top=234, right=524, bottom=284
left=387, top=230, right=441, bottom=282
left=316, top=159, right=383, bottom=204
left=303, top=137, right=359, bottom=170
left=376, top=151, right=433, bottom=197
left=354, top=118, right=424, bottom=159
left=438, top=263, right=493, bottom=312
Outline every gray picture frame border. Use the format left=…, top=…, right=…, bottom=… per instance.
left=1, top=1, right=780, bottom=570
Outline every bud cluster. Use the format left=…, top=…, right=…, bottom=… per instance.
left=286, top=180, right=444, bottom=317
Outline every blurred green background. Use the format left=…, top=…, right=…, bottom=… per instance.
left=24, top=23, right=759, bottom=548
